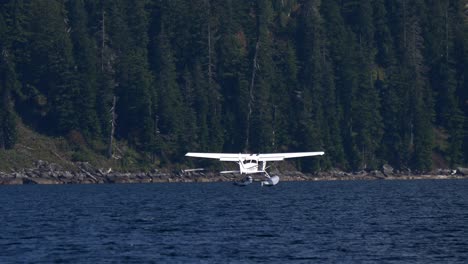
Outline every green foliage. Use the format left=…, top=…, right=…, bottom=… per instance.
left=0, top=9, right=18, bottom=149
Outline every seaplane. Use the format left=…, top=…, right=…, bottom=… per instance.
left=185, top=152, right=325, bottom=186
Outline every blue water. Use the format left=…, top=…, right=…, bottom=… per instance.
left=1, top=180, right=467, bottom=263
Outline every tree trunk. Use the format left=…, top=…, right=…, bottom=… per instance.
left=207, top=1, right=213, bottom=89
left=108, top=96, right=117, bottom=158
left=245, top=40, right=260, bottom=151
left=101, top=9, right=105, bottom=71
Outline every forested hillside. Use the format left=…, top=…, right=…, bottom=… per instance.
left=0, top=0, right=467, bottom=172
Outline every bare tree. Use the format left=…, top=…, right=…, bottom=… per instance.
left=245, top=40, right=260, bottom=151
left=108, top=96, right=117, bottom=158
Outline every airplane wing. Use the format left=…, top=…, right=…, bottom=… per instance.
left=185, top=153, right=255, bottom=162
left=185, top=152, right=324, bottom=162
left=257, top=152, right=325, bottom=161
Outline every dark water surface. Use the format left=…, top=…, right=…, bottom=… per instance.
left=1, top=180, right=467, bottom=263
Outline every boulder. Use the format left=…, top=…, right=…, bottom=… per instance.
left=111, top=175, right=133, bottom=184
left=12, top=172, right=27, bottom=178
left=326, top=168, right=344, bottom=178
left=382, top=164, right=394, bottom=176
left=434, top=169, right=452, bottom=176
left=61, top=171, right=74, bottom=179
left=371, top=170, right=385, bottom=179
left=138, top=177, right=152, bottom=183
left=457, top=167, right=468, bottom=176
left=75, top=162, right=96, bottom=173
left=23, top=177, right=60, bottom=184
left=353, top=170, right=367, bottom=176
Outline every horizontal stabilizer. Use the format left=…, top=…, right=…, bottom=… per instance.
left=220, top=170, right=240, bottom=174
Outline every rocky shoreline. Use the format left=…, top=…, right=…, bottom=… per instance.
left=1, top=160, right=467, bottom=185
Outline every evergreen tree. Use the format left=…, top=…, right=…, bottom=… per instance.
left=425, top=0, right=464, bottom=166
left=153, top=28, right=184, bottom=160
left=295, top=0, right=329, bottom=171
left=216, top=0, right=249, bottom=152
left=0, top=0, right=466, bottom=169
left=87, top=1, right=119, bottom=149
left=248, top=0, right=275, bottom=153
left=67, top=0, right=100, bottom=139
left=25, top=0, right=79, bottom=134
left=404, top=1, right=434, bottom=171
left=0, top=10, right=17, bottom=149
left=373, top=0, right=404, bottom=167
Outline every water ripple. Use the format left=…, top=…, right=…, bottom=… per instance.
left=0, top=180, right=467, bottom=263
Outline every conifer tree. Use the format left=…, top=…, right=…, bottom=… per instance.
left=405, top=1, right=434, bottom=171
left=248, top=0, right=275, bottom=153
left=0, top=0, right=466, bottom=169
left=0, top=11, right=17, bottom=149
left=85, top=1, right=120, bottom=151
left=67, top=0, right=100, bottom=139
left=153, top=28, right=184, bottom=159
left=26, top=0, right=79, bottom=134
left=216, top=0, right=249, bottom=152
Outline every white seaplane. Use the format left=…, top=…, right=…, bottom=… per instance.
left=185, top=151, right=324, bottom=186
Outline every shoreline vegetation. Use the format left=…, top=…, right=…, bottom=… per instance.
left=1, top=1, right=467, bottom=177
left=2, top=121, right=465, bottom=186
left=1, top=160, right=467, bottom=185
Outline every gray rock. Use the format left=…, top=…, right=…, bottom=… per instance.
left=76, top=162, right=96, bottom=173
left=382, top=164, right=394, bottom=176
left=435, top=169, right=451, bottom=175
left=0, top=178, right=23, bottom=185
left=61, top=171, right=74, bottom=179
left=35, top=160, right=47, bottom=168
left=371, top=170, right=385, bottom=179
left=457, top=167, right=468, bottom=176
left=12, top=172, right=26, bottom=178
left=23, top=177, right=60, bottom=184
left=354, top=170, right=367, bottom=176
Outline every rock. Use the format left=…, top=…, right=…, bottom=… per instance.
left=50, top=171, right=62, bottom=178
left=12, top=172, right=26, bottom=178
left=48, top=163, right=63, bottom=172
left=35, top=160, right=47, bottom=168
left=353, top=170, right=367, bottom=176
left=382, top=164, right=394, bottom=176
left=61, top=171, right=74, bottom=179
left=401, top=167, right=412, bottom=175
left=136, top=172, right=146, bottom=178
left=330, top=168, right=346, bottom=177
left=25, top=170, right=38, bottom=178
left=80, top=179, right=95, bottom=184
left=109, top=174, right=132, bottom=184
left=23, top=177, right=60, bottom=184
left=138, top=177, right=152, bottom=183
left=456, top=167, right=468, bottom=176
left=0, top=177, right=23, bottom=185
left=75, top=162, right=96, bottom=173
left=434, top=168, right=451, bottom=176
left=371, top=170, right=385, bottom=179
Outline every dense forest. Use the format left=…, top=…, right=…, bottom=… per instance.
left=0, top=0, right=467, bottom=172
